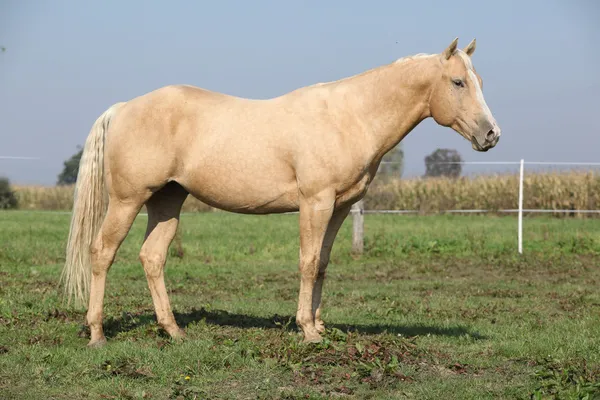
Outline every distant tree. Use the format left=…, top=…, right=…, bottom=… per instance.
left=424, top=148, right=463, bottom=178
left=378, top=143, right=404, bottom=178
left=57, top=147, right=83, bottom=185
left=0, top=177, right=18, bottom=209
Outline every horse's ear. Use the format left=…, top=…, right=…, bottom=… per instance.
left=464, top=38, right=476, bottom=57
left=442, top=37, right=459, bottom=60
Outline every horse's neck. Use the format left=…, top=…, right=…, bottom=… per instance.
left=333, top=55, right=439, bottom=162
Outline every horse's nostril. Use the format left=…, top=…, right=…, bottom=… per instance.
left=486, top=129, right=495, bottom=142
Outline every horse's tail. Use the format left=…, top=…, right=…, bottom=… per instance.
left=60, top=102, right=125, bottom=307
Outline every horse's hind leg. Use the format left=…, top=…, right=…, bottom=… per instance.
left=88, top=200, right=143, bottom=347
left=139, top=182, right=188, bottom=339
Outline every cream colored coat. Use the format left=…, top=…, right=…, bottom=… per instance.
left=61, top=38, right=500, bottom=346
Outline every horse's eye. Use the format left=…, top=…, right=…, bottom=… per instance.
left=453, top=79, right=464, bottom=88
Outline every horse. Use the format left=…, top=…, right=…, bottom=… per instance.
left=61, top=37, right=501, bottom=347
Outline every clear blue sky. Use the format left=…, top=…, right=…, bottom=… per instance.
left=1, top=0, right=599, bottom=184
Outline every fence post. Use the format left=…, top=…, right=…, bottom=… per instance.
left=351, top=199, right=364, bottom=254
left=518, top=159, right=524, bottom=254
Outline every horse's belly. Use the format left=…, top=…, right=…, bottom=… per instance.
left=179, top=172, right=300, bottom=214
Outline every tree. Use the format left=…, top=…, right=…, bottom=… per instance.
left=378, top=143, right=404, bottom=178
left=0, top=177, right=18, bottom=209
left=57, top=147, right=83, bottom=185
left=424, top=148, right=463, bottom=178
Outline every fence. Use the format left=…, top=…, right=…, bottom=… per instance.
left=3, top=156, right=600, bottom=254
left=351, top=160, right=600, bottom=255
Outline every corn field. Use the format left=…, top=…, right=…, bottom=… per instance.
left=12, top=171, right=600, bottom=217
left=365, top=171, right=600, bottom=217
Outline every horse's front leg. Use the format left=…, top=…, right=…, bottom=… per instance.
left=312, top=204, right=352, bottom=333
left=296, top=190, right=336, bottom=343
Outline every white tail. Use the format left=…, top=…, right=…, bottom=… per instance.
left=60, top=102, right=125, bottom=307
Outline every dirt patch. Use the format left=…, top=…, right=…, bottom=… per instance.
left=250, top=330, right=456, bottom=393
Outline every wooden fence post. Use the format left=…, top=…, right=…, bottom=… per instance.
left=351, top=199, right=364, bottom=254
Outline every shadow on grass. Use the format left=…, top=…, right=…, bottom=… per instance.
left=102, top=307, right=486, bottom=340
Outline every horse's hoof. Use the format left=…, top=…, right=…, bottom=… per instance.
left=302, top=334, right=323, bottom=344
left=169, top=328, right=186, bottom=342
left=87, top=337, right=107, bottom=348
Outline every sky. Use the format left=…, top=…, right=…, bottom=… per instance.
left=1, top=0, right=599, bottom=185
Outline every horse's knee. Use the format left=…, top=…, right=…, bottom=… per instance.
left=139, top=251, right=165, bottom=278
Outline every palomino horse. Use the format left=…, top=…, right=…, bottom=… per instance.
left=61, top=38, right=500, bottom=347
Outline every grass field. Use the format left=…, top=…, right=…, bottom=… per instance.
left=1, top=211, right=599, bottom=399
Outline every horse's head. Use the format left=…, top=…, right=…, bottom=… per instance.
left=429, top=38, right=501, bottom=152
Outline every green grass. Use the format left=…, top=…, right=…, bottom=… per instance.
left=1, top=210, right=599, bottom=399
